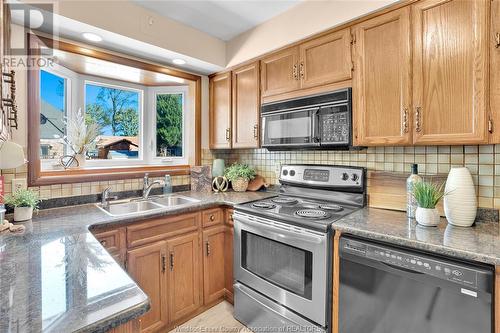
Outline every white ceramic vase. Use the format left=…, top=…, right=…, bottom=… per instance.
left=13, top=206, right=33, bottom=222
left=415, top=207, right=440, bottom=227
left=444, top=167, right=477, bottom=227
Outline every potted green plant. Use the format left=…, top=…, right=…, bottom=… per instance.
left=3, top=188, right=41, bottom=222
left=412, top=181, right=446, bottom=227
left=224, top=163, right=256, bottom=192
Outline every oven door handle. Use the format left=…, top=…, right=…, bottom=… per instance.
left=312, top=108, right=320, bottom=143
left=235, top=214, right=325, bottom=245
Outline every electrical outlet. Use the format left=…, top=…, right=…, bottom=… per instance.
left=12, top=178, right=27, bottom=191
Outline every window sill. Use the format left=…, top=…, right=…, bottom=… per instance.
left=30, top=165, right=191, bottom=187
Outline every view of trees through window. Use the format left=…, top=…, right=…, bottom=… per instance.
left=85, top=83, right=140, bottom=160
left=39, top=70, right=186, bottom=167
left=156, top=93, right=183, bottom=157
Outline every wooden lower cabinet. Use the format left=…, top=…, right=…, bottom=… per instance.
left=167, top=232, right=202, bottom=322
left=127, top=241, right=168, bottom=333
left=202, top=225, right=227, bottom=304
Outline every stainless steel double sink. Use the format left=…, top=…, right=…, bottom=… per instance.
left=96, top=195, right=200, bottom=217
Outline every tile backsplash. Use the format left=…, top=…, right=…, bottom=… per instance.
left=2, top=144, right=499, bottom=210
left=0, top=165, right=190, bottom=200
left=202, top=145, right=500, bottom=209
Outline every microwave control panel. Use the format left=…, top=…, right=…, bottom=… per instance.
left=319, top=107, right=350, bottom=145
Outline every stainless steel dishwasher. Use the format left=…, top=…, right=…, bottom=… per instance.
left=339, top=236, right=494, bottom=333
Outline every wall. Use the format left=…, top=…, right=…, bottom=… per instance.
left=202, top=145, right=500, bottom=209
left=226, top=0, right=398, bottom=67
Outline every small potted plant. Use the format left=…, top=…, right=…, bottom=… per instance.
left=412, top=181, right=446, bottom=227
left=3, top=188, right=41, bottom=222
left=224, top=163, right=256, bottom=192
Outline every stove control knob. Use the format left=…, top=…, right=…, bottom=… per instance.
left=282, top=169, right=288, bottom=176
left=289, top=170, right=296, bottom=176
left=341, top=173, right=349, bottom=181
left=351, top=174, right=359, bottom=181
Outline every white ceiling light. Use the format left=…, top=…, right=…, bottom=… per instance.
left=82, top=32, right=103, bottom=42
left=172, top=58, right=186, bottom=65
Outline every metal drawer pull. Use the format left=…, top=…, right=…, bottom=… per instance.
left=100, top=240, right=107, bottom=247
left=161, top=254, right=166, bottom=273
left=170, top=253, right=174, bottom=271
left=292, top=64, right=298, bottom=80
left=496, top=32, right=500, bottom=48
left=299, top=62, right=304, bottom=79
left=209, top=214, right=215, bottom=221
left=402, top=107, right=409, bottom=133
left=206, top=241, right=211, bottom=256
left=253, top=124, right=258, bottom=139
left=415, top=106, right=422, bottom=133
left=225, top=128, right=230, bottom=141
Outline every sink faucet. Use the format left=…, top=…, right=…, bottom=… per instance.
left=143, top=173, right=161, bottom=200
left=101, top=187, right=118, bottom=208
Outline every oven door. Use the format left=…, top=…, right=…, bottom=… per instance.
left=234, top=211, right=329, bottom=326
left=261, top=108, right=320, bottom=148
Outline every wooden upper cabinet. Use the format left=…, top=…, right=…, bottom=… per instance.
left=209, top=72, right=232, bottom=149
left=490, top=0, right=500, bottom=143
left=412, top=0, right=489, bottom=145
left=260, top=47, right=300, bottom=98
left=232, top=62, right=260, bottom=148
left=202, top=226, right=226, bottom=304
left=353, top=7, right=412, bottom=146
left=167, top=232, right=201, bottom=323
left=127, top=241, right=168, bottom=333
left=299, top=28, right=352, bottom=89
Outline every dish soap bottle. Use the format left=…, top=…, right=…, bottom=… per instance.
left=407, top=164, right=422, bottom=219
left=163, top=174, right=172, bottom=194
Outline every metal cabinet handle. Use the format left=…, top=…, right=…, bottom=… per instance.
left=292, top=64, right=298, bottom=80
left=161, top=254, right=166, bottom=273
left=100, top=240, right=107, bottom=247
left=170, top=253, right=174, bottom=271
left=299, top=62, right=304, bottom=79
left=206, top=241, right=211, bottom=256
left=209, top=214, right=215, bottom=221
left=253, top=124, right=258, bottom=139
left=495, top=32, right=500, bottom=48
left=415, top=107, right=422, bottom=133
left=402, top=108, right=409, bottom=133
left=225, top=128, right=231, bottom=141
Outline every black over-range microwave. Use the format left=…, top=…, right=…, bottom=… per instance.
left=261, top=88, right=353, bottom=150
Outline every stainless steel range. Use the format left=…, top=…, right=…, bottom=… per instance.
left=233, top=164, right=366, bottom=333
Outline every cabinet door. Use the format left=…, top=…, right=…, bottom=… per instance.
left=167, top=232, right=202, bottom=322
left=412, top=0, right=488, bottom=145
left=202, top=226, right=226, bottom=304
left=353, top=7, right=412, bottom=146
left=232, top=62, right=260, bottom=148
left=299, top=29, right=352, bottom=89
left=127, top=242, right=168, bottom=333
left=261, top=47, right=300, bottom=98
left=209, top=72, right=232, bottom=149
left=490, top=0, right=500, bottom=143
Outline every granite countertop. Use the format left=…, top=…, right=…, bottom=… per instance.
left=0, top=190, right=277, bottom=333
left=333, top=207, right=500, bottom=266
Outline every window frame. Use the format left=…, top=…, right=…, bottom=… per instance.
left=149, top=86, right=189, bottom=165
left=27, top=34, right=201, bottom=186
left=83, top=79, right=145, bottom=167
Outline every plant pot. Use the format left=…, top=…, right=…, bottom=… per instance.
left=232, top=178, right=249, bottom=192
left=415, top=207, right=440, bottom=227
left=14, top=206, right=33, bottom=222
left=444, top=167, right=477, bottom=227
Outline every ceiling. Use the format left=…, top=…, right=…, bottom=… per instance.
left=132, top=0, right=303, bottom=41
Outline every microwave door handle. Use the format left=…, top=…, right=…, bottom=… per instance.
left=312, top=108, right=320, bottom=143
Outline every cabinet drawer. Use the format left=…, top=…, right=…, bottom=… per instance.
left=94, top=228, right=125, bottom=255
left=127, top=212, right=200, bottom=248
left=202, top=208, right=223, bottom=228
